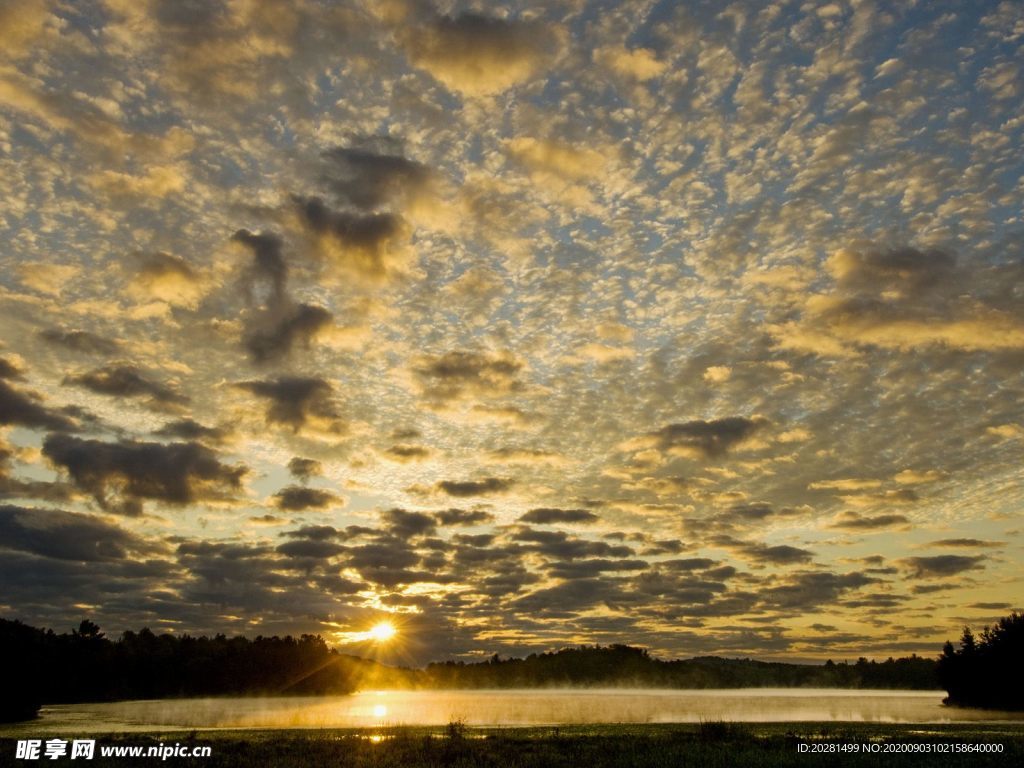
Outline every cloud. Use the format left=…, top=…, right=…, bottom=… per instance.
left=742, top=543, right=816, bottom=566
left=519, top=508, right=599, bottom=525
left=485, top=448, right=569, bottom=467
left=17, top=262, right=80, bottom=296
left=434, top=509, right=495, bottom=526
left=154, top=418, right=231, bottom=445
left=505, top=137, right=609, bottom=182
left=321, top=145, right=434, bottom=212
left=762, top=571, right=877, bottom=610
left=380, top=508, right=436, bottom=538
left=0, top=378, right=77, bottom=432
left=0, top=504, right=154, bottom=561
left=399, top=10, right=559, bottom=96
left=771, top=245, right=1024, bottom=354
left=927, top=538, right=1004, bottom=548
left=594, top=45, right=667, bottom=81
left=39, top=329, right=120, bottom=355
left=829, top=511, right=910, bottom=530
left=64, top=364, right=188, bottom=408
left=627, top=417, right=768, bottom=459
left=128, top=252, right=203, bottom=308
left=436, top=477, right=514, bottom=498
left=382, top=443, right=431, bottom=462
left=295, top=196, right=412, bottom=282
left=42, top=434, right=246, bottom=516
left=901, top=555, right=986, bottom=578
left=272, top=485, right=343, bottom=512
left=413, top=350, right=524, bottom=404
left=511, top=527, right=634, bottom=560
left=287, top=457, right=323, bottom=481
left=235, top=377, right=345, bottom=434
left=243, top=303, right=334, bottom=363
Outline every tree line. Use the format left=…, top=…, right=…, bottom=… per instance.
left=937, top=611, right=1023, bottom=710
left=422, top=644, right=938, bottom=690
left=1, top=618, right=372, bottom=722
left=7, top=613, right=1022, bottom=721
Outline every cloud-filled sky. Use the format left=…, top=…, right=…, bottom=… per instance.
left=1, top=0, right=1022, bottom=663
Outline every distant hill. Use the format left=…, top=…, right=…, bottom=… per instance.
left=1, top=618, right=940, bottom=722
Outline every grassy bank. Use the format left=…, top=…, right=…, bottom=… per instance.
left=3, top=723, right=1023, bottom=767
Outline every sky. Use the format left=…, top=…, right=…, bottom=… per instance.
left=0, top=0, right=1022, bottom=665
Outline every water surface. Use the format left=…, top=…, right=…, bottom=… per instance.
left=5, top=689, right=1023, bottom=734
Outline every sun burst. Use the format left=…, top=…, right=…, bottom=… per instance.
left=368, top=621, right=397, bottom=642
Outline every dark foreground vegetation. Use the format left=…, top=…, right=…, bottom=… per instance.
left=3, top=723, right=1023, bottom=768
left=938, top=612, right=1024, bottom=710
left=1, top=619, right=366, bottom=722
left=1, top=618, right=945, bottom=722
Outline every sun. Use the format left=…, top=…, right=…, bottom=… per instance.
left=368, top=621, right=397, bottom=643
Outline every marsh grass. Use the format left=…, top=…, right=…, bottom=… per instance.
left=2, top=723, right=1022, bottom=767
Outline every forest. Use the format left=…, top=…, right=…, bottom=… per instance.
left=2, top=617, right=952, bottom=722
left=937, top=612, right=1024, bottom=710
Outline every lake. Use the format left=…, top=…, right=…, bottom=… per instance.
left=4, top=689, right=1023, bottom=734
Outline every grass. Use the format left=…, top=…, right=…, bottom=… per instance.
left=2, top=722, right=1023, bottom=767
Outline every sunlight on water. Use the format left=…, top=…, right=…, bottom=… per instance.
left=5, top=689, right=1024, bottom=734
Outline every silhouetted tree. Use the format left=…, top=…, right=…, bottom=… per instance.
left=938, top=612, right=1024, bottom=710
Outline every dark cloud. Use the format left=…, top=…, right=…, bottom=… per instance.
left=434, top=508, right=495, bottom=526
left=643, top=416, right=767, bottom=458
left=42, top=434, right=246, bottom=516
left=762, top=571, right=877, bottom=610
left=282, top=525, right=341, bottom=541
left=512, top=577, right=626, bottom=615
left=0, top=504, right=154, bottom=561
left=235, top=377, right=344, bottom=433
left=380, top=508, right=436, bottom=538
left=232, top=229, right=287, bottom=306
left=272, top=485, right=342, bottom=511
left=721, top=502, right=778, bottom=523
left=0, top=357, right=25, bottom=379
left=345, top=538, right=427, bottom=587
left=230, top=229, right=337, bottom=363
left=902, top=555, right=986, bottom=578
left=322, top=145, right=432, bottom=211
left=710, top=534, right=814, bottom=566
left=135, top=251, right=198, bottom=283
left=746, top=543, right=816, bottom=566
left=288, top=457, right=323, bottom=481
left=295, top=196, right=410, bottom=280
left=829, top=511, right=911, bottom=530
left=660, top=558, right=718, bottom=571
left=400, top=10, right=558, bottom=96
left=64, top=364, right=188, bottom=407
left=436, top=477, right=514, bottom=497
left=511, top=527, right=635, bottom=560
left=547, top=558, right=648, bottom=579
left=244, top=302, right=333, bottom=363
left=0, top=379, right=77, bottom=432
left=276, top=538, right=345, bottom=560
left=519, top=507, right=598, bottom=525
left=928, top=538, right=1005, bottom=548
left=154, top=418, right=230, bottom=445
left=39, top=329, right=120, bottom=355
left=831, top=246, right=956, bottom=295
left=413, top=350, right=523, bottom=403
left=383, top=443, right=431, bottom=462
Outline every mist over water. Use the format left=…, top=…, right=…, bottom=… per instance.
left=6, top=689, right=1024, bottom=734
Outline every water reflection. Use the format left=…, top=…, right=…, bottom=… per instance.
left=5, top=689, right=1024, bottom=734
